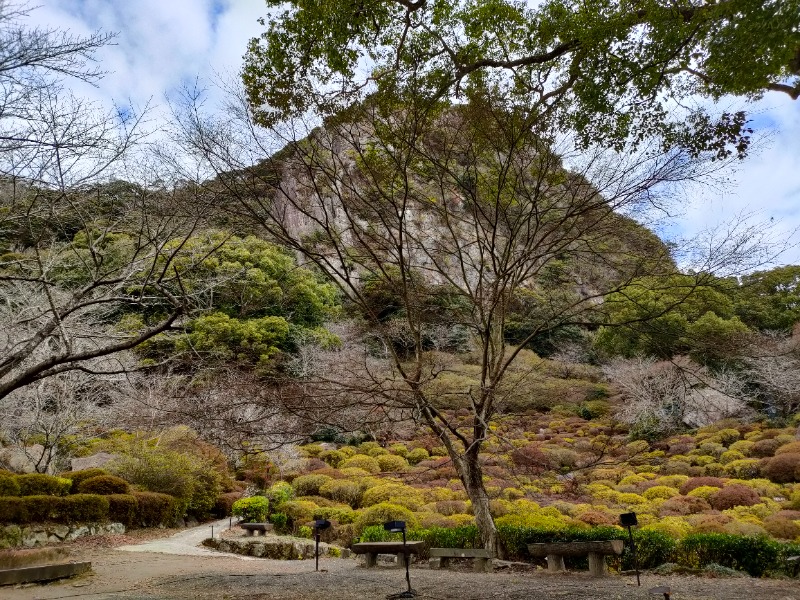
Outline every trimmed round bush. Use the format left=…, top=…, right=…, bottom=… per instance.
left=760, top=453, right=800, bottom=483
left=107, top=494, right=138, bottom=527
left=341, top=455, right=380, bottom=474
left=376, top=454, right=409, bottom=472
left=77, top=475, right=130, bottom=495
left=389, top=444, right=408, bottom=457
left=576, top=510, right=616, bottom=526
left=16, top=473, right=71, bottom=496
left=708, top=484, right=761, bottom=510
left=361, top=483, right=423, bottom=508
left=658, top=495, right=711, bottom=516
left=279, top=500, right=319, bottom=524
left=319, top=479, right=362, bottom=507
left=60, top=494, right=110, bottom=523
left=686, top=485, right=722, bottom=500
left=132, top=491, right=180, bottom=527
left=678, top=477, right=726, bottom=495
left=354, top=502, right=419, bottom=534
left=0, top=497, right=27, bottom=523
left=407, top=448, right=430, bottom=465
left=232, top=496, right=269, bottom=522
left=724, top=459, right=761, bottom=479
left=319, top=450, right=345, bottom=468
left=60, top=468, right=109, bottom=493
left=763, top=515, right=800, bottom=540
left=367, top=447, right=389, bottom=457
left=0, top=474, right=20, bottom=497
left=750, top=438, right=781, bottom=458
left=775, top=441, right=800, bottom=455
left=719, top=450, right=745, bottom=465
left=643, top=486, right=678, bottom=500
left=292, top=474, right=333, bottom=497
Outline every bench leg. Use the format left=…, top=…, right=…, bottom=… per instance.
left=363, top=552, right=377, bottom=568
left=588, top=552, right=607, bottom=577
left=474, top=557, right=492, bottom=573
left=258, top=529, right=266, bottom=536
left=246, top=529, right=254, bottom=537
left=546, top=554, right=565, bottom=572
left=429, top=557, right=443, bottom=569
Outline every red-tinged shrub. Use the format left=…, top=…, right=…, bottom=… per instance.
left=214, top=492, right=243, bottom=517
left=658, top=495, right=711, bottom=516
left=750, top=438, right=782, bottom=458
left=510, top=444, right=551, bottom=475
left=576, top=510, right=616, bottom=526
left=77, top=475, right=130, bottom=495
left=678, top=477, right=726, bottom=495
left=708, top=484, right=761, bottom=510
left=763, top=516, right=800, bottom=539
left=775, top=441, right=800, bottom=455
left=435, top=500, right=467, bottom=516
left=760, top=453, right=800, bottom=484
left=688, top=514, right=731, bottom=534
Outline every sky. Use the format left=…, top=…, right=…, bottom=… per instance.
left=26, top=0, right=800, bottom=267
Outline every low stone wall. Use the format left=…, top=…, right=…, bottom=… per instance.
left=0, top=522, right=125, bottom=549
left=203, top=537, right=348, bottom=560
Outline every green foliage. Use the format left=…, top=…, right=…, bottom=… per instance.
left=406, top=448, right=430, bottom=465
left=0, top=475, right=20, bottom=497
left=340, top=455, right=380, bottom=474
left=76, top=475, right=130, bottom=495
left=359, top=524, right=480, bottom=559
left=15, top=474, right=71, bottom=497
left=269, top=512, right=289, bottom=533
left=292, top=474, right=332, bottom=497
left=131, top=491, right=181, bottom=527
left=497, top=525, right=623, bottom=562
left=621, top=530, right=677, bottom=570
left=678, top=533, right=781, bottom=577
left=732, top=266, right=800, bottom=331
left=106, top=494, right=138, bottom=527
left=107, top=446, right=221, bottom=518
left=354, top=502, right=419, bottom=534
left=61, top=469, right=109, bottom=494
left=267, top=481, right=295, bottom=505
left=0, top=497, right=26, bottom=524
left=319, top=479, right=362, bottom=507
left=232, top=496, right=270, bottom=522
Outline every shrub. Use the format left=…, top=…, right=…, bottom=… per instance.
left=763, top=516, right=800, bottom=540
left=0, top=497, right=27, bottom=523
left=643, top=486, right=678, bottom=500
left=407, top=448, right=430, bottom=465
left=60, top=468, right=109, bottom=494
left=340, top=455, right=380, bottom=474
left=367, top=447, right=388, bottom=457
left=269, top=512, right=289, bottom=533
left=312, top=506, right=357, bottom=524
left=761, top=453, right=800, bottom=484
left=0, top=475, right=20, bottom=497
left=213, top=492, right=243, bottom=517
left=751, top=438, right=782, bottom=458
left=719, top=450, right=745, bottom=465
left=686, top=486, right=721, bottom=500
left=576, top=510, right=616, bottom=526
left=15, top=474, right=71, bottom=496
left=77, top=475, right=130, bottom=495
left=319, top=450, right=345, bottom=468
left=708, top=484, right=761, bottom=510
left=319, top=480, right=362, bottom=507
left=776, top=441, right=800, bottom=455
left=622, top=529, right=677, bottom=570
left=267, top=481, right=295, bottom=505
left=107, top=494, right=137, bottom=527
left=678, top=533, right=780, bottom=576
left=724, top=459, right=761, bottom=479
left=497, top=525, right=623, bottom=563
left=678, top=477, right=726, bottom=495
left=354, top=502, right=419, bottom=534
left=132, top=491, right=180, bottom=527
left=389, top=444, right=408, bottom=457
left=658, top=495, right=711, bottom=516
left=292, top=474, right=333, bottom=497
left=376, top=454, right=409, bottom=472
left=280, top=500, right=318, bottom=524
left=361, top=483, right=422, bottom=508
left=61, top=494, right=110, bottom=523
left=232, top=496, right=269, bottom=522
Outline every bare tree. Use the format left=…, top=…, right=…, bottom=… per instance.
left=164, top=78, right=750, bottom=552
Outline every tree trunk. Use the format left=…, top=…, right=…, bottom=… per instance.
left=454, top=446, right=503, bottom=558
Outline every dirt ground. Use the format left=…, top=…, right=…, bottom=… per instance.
left=2, top=527, right=800, bottom=600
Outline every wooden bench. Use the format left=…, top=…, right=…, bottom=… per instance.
left=527, top=540, right=624, bottom=576
left=351, top=541, right=425, bottom=568
left=787, top=555, right=800, bottom=577
left=240, top=523, right=273, bottom=537
left=429, top=548, right=493, bottom=572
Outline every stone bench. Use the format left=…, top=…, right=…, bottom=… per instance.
left=352, top=541, right=425, bottom=568
left=429, top=548, right=493, bottom=572
left=240, top=523, right=273, bottom=537
left=527, top=540, right=624, bottom=576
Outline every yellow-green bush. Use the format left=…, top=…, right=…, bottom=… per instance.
left=376, top=454, right=409, bottom=472
left=728, top=440, right=755, bottom=456
left=15, top=474, right=71, bottom=497
left=687, top=486, right=721, bottom=500
left=719, top=450, right=745, bottom=465
left=389, top=444, right=408, bottom=457
left=361, top=483, right=423, bottom=508
left=724, top=459, right=760, bottom=479
left=643, top=486, right=679, bottom=500
left=642, top=516, right=692, bottom=539
left=292, top=474, right=333, bottom=497
left=354, top=502, right=419, bottom=533
left=367, top=447, right=389, bottom=457
left=701, top=463, right=726, bottom=477
left=280, top=500, right=320, bottom=523
left=340, top=455, right=380, bottom=474
left=319, top=450, right=345, bottom=468
left=319, top=480, right=363, bottom=507
left=406, top=448, right=430, bottom=465
left=338, top=446, right=357, bottom=458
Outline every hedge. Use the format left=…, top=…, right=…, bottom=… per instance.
left=107, top=494, right=138, bottom=527
left=0, top=474, right=20, bottom=496
left=15, top=474, right=71, bottom=496
left=131, top=491, right=181, bottom=527
left=60, top=468, right=109, bottom=494
left=77, top=475, right=130, bottom=495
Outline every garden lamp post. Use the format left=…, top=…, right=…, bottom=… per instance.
left=620, top=512, right=640, bottom=586
left=312, top=519, right=331, bottom=572
left=384, top=520, right=416, bottom=599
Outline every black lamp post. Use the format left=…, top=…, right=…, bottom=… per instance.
left=384, top=520, right=416, bottom=599
left=312, top=519, right=331, bottom=572
left=620, top=512, right=640, bottom=586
